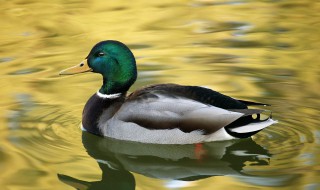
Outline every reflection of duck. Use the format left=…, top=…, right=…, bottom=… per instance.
left=58, top=163, right=135, bottom=190
left=58, top=131, right=271, bottom=190
left=60, top=40, right=277, bottom=144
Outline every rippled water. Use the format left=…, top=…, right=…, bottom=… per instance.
left=1, top=0, right=319, bottom=189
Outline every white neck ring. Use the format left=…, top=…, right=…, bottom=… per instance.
left=96, top=91, right=122, bottom=99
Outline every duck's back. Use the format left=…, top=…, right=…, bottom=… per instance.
left=126, top=84, right=248, bottom=110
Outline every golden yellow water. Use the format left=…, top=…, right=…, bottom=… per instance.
left=1, top=0, right=320, bottom=189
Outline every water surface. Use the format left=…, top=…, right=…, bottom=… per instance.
left=0, top=0, right=319, bottom=189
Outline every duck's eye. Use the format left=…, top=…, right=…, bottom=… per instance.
left=98, top=52, right=105, bottom=57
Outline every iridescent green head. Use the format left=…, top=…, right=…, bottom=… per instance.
left=60, top=40, right=137, bottom=95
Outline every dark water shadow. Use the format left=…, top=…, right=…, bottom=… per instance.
left=58, top=132, right=291, bottom=190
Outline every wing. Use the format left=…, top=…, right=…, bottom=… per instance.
left=113, top=84, right=267, bottom=134
left=116, top=93, right=245, bottom=134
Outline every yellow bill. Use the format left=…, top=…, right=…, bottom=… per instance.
left=59, top=59, right=92, bottom=75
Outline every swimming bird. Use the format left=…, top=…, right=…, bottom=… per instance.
left=59, top=40, right=277, bottom=144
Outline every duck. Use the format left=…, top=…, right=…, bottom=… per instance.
left=59, top=40, right=277, bottom=144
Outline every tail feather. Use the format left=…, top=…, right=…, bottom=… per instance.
left=224, top=109, right=277, bottom=138
left=228, top=118, right=277, bottom=134
left=238, top=100, right=271, bottom=106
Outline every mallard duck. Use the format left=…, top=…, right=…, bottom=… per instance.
left=60, top=40, right=277, bottom=144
